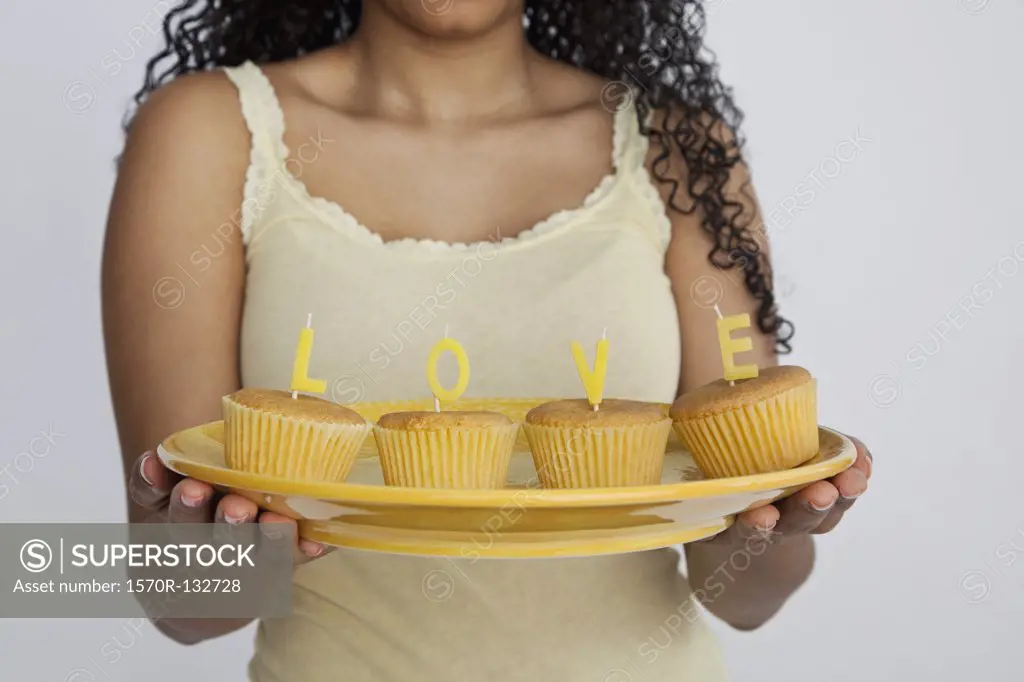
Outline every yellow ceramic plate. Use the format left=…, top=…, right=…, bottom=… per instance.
left=157, top=398, right=855, bottom=558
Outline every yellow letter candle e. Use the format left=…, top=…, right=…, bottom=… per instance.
left=290, top=314, right=327, bottom=395
left=426, top=337, right=471, bottom=404
left=717, top=313, right=759, bottom=382
left=571, top=338, right=609, bottom=409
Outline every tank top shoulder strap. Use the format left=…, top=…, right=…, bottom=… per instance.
left=612, top=106, right=673, bottom=253
left=611, top=105, right=648, bottom=172
left=223, top=61, right=288, bottom=164
left=223, top=61, right=289, bottom=245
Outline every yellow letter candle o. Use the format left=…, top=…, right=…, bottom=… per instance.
left=426, top=338, right=471, bottom=403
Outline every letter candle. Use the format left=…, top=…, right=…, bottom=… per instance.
left=426, top=326, right=470, bottom=412
left=290, top=313, right=327, bottom=398
left=571, top=328, right=609, bottom=411
left=713, top=305, right=759, bottom=386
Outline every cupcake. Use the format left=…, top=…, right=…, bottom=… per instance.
left=523, top=399, right=672, bottom=488
left=222, top=388, right=370, bottom=481
left=670, top=365, right=818, bottom=478
left=373, top=411, right=519, bottom=488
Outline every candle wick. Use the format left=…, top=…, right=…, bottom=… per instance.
left=712, top=304, right=724, bottom=320
left=438, top=326, right=448, bottom=411
left=728, top=381, right=735, bottom=387
left=601, top=327, right=607, bottom=340
left=306, top=312, right=313, bottom=328
left=292, top=390, right=298, bottom=399
left=592, top=403, right=599, bottom=412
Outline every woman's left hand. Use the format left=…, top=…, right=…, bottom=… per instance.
left=705, top=435, right=873, bottom=543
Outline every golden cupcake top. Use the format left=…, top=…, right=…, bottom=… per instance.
left=525, top=399, right=668, bottom=427
left=376, top=410, right=514, bottom=431
left=225, top=388, right=366, bottom=425
left=670, top=365, right=814, bottom=420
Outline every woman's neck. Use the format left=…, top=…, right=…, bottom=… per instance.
left=347, top=4, right=536, bottom=123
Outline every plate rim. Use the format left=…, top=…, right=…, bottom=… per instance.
left=158, top=420, right=856, bottom=509
left=297, top=517, right=734, bottom=558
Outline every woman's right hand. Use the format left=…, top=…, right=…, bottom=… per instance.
left=128, top=450, right=330, bottom=565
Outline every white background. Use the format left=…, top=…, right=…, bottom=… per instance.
left=2, top=0, right=1022, bottom=680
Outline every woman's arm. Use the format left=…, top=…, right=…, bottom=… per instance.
left=102, top=72, right=250, bottom=642
left=656, top=120, right=871, bottom=630
left=649, top=112, right=821, bottom=629
left=664, top=161, right=814, bottom=630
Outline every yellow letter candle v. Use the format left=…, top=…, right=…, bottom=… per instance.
left=290, top=313, right=327, bottom=396
left=571, top=334, right=609, bottom=410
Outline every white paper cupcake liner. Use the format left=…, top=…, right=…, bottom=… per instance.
left=373, top=424, right=519, bottom=489
left=222, top=397, right=370, bottom=481
left=673, top=381, right=818, bottom=478
left=523, top=420, right=671, bottom=488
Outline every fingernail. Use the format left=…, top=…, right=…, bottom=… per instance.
left=181, top=493, right=205, bottom=508
left=301, top=542, right=324, bottom=558
left=809, top=500, right=836, bottom=513
left=841, top=491, right=864, bottom=501
left=260, top=523, right=285, bottom=540
left=139, top=452, right=156, bottom=487
left=224, top=512, right=249, bottom=525
left=757, top=521, right=777, bottom=533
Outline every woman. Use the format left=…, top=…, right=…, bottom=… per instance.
left=102, top=1, right=873, bottom=680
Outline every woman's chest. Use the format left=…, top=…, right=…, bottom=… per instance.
left=282, top=107, right=617, bottom=246
left=239, top=220, right=681, bottom=404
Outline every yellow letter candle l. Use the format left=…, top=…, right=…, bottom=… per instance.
left=571, top=335, right=609, bottom=410
left=290, top=313, right=327, bottom=396
left=716, top=310, right=759, bottom=382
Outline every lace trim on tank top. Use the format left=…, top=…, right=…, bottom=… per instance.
left=223, top=61, right=671, bottom=253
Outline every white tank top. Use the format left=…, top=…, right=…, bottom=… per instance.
left=224, top=61, right=728, bottom=682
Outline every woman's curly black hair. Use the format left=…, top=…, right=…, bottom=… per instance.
left=131, top=0, right=792, bottom=351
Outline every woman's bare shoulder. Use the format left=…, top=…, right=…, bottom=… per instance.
left=127, top=69, right=250, bottom=164
left=531, top=54, right=611, bottom=116
left=115, top=70, right=250, bottom=251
